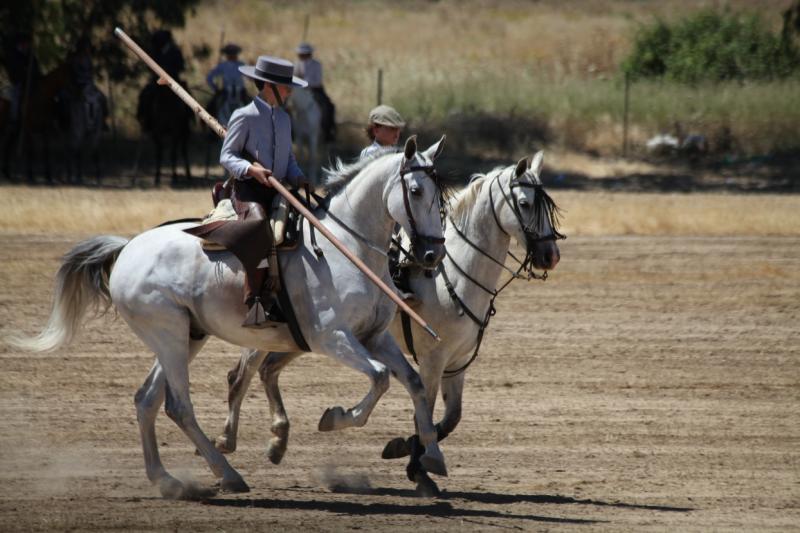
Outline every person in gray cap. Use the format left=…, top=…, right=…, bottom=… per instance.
left=189, top=55, right=308, bottom=328
left=360, top=104, right=406, bottom=159
left=295, top=42, right=336, bottom=142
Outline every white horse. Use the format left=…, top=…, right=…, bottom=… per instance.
left=216, top=151, right=563, bottom=494
left=289, top=87, right=322, bottom=186
left=10, top=136, right=448, bottom=500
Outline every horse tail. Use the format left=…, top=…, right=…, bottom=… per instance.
left=7, top=235, right=129, bottom=352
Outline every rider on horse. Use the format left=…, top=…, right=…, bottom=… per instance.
left=188, top=55, right=309, bottom=328
left=206, top=43, right=247, bottom=126
left=294, top=43, right=336, bottom=142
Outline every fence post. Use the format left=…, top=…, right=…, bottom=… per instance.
left=377, top=68, right=383, bottom=106
left=622, top=71, right=630, bottom=157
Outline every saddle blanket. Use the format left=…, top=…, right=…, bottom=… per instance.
left=198, top=197, right=290, bottom=251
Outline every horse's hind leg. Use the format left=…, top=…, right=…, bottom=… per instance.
left=215, top=348, right=269, bottom=453
left=125, top=307, right=248, bottom=498
left=260, top=351, right=303, bottom=464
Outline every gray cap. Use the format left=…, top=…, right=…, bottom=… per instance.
left=369, top=105, right=406, bottom=128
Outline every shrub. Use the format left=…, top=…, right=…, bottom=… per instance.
left=623, top=9, right=800, bottom=83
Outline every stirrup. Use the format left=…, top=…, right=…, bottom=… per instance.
left=242, top=296, right=279, bottom=329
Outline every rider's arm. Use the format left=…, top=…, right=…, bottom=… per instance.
left=219, top=109, right=252, bottom=180
left=285, top=148, right=305, bottom=188
left=206, top=63, right=222, bottom=91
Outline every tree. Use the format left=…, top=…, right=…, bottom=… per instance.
left=0, top=0, right=201, bottom=81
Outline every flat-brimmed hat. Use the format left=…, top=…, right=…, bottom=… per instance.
left=220, top=43, right=242, bottom=55
left=369, top=105, right=406, bottom=128
left=295, top=42, right=314, bottom=55
left=239, top=56, right=308, bottom=88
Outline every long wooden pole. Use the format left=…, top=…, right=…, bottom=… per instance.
left=114, top=27, right=439, bottom=340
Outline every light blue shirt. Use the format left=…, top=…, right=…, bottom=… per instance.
left=206, top=60, right=245, bottom=92
left=359, top=141, right=382, bottom=160
left=220, top=96, right=304, bottom=185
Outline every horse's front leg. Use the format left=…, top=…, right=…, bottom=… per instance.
left=367, top=332, right=447, bottom=478
left=315, top=329, right=390, bottom=432
left=215, top=348, right=269, bottom=453
left=259, top=351, right=303, bottom=464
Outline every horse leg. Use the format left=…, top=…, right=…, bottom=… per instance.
left=153, top=137, right=162, bottom=187
left=124, top=307, right=248, bottom=498
left=215, top=348, right=269, bottom=453
left=315, top=329, right=390, bottom=432
left=43, top=132, right=53, bottom=183
left=170, top=136, right=178, bottom=187
left=134, top=361, right=172, bottom=489
left=260, top=351, right=303, bottom=464
left=182, top=135, right=191, bottom=181
left=366, top=332, right=447, bottom=477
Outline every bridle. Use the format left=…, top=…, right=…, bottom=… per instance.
left=397, top=157, right=446, bottom=261
left=489, top=169, right=565, bottom=279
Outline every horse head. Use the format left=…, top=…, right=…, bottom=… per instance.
left=492, top=151, right=563, bottom=271
left=385, top=135, right=447, bottom=269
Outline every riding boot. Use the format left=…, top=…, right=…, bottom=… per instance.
left=242, top=267, right=273, bottom=328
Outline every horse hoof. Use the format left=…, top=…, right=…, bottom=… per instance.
left=215, top=435, right=236, bottom=454
left=420, top=454, right=448, bottom=477
left=414, top=472, right=441, bottom=498
left=318, top=406, right=346, bottom=432
left=381, top=437, right=411, bottom=459
left=158, top=476, right=185, bottom=500
left=266, top=438, right=287, bottom=465
left=221, top=475, right=250, bottom=494
left=159, top=476, right=218, bottom=500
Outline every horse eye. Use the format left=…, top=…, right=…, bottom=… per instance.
left=518, top=198, right=530, bottom=208
left=410, top=185, right=422, bottom=196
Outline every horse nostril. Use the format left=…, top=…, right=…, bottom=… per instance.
left=424, top=250, right=435, bottom=265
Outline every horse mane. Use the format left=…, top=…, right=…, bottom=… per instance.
left=322, top=148, right=400, bottom=193
left=448, top=165, right=511, bottom=227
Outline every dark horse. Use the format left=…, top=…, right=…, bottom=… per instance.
left=2, top=63, right=69, bottom=182
left=136, top=81, right=193, bottom=186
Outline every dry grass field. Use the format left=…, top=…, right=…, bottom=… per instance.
left=0, top=187, right=798, bottom=530
left=90, top=0, right=800, bottom=158
left=1, top=186, right=799, bottom=237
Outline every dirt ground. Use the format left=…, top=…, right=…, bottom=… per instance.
left=0, top=232, right=797, bottom=531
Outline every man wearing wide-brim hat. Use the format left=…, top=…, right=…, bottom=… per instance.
left=190, top=55, right=309, bottom=328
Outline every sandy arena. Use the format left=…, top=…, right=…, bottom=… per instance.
left=0, top=231, right=798, bottom=531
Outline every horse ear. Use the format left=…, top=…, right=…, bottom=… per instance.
left=404, top=135, right=418, bottom=159
left=530, top=150, right=544, bottom=175
left=515, top=157, right=528, bottom=178
left=423, top=135, right=446, bottom=161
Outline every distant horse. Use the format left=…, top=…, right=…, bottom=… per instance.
left=2, top=63, right=70, bottom=182
left=65, top=83, right=107, bottom=184
left=289, top=87, right=322, bottom=186
left=136, top=81, right=193, bottom=186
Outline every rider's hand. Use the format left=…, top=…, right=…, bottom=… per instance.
left=248, top=164, right=273, bottom=187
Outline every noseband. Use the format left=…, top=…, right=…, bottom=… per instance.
left=398, top=160, right=446, bottom=259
